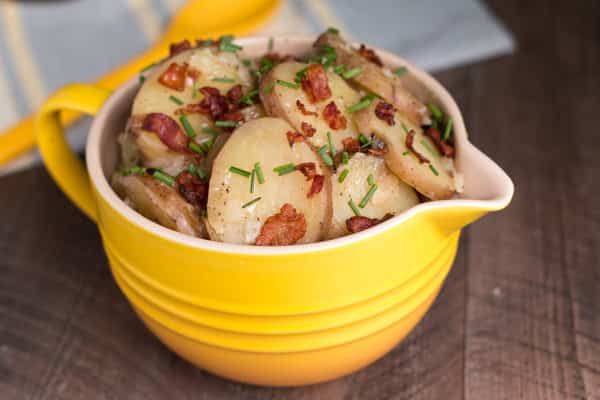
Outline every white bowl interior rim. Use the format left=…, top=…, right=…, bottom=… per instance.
left=86, top=36, right=514, bottom=255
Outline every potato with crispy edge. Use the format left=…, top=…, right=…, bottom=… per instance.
left=260, top=61, right=360, bottom=152
left=112, top=173, right=207, bottom=238
left=315, top=32, right=429, bottom=127
left=206, top=118, right=331, bottom=245
left=354, top=101, right=457, bottom=200
left=329, top=153, right=419, bottom=238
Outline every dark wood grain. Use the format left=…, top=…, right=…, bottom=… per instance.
left=1, top=1, right=599, bottom=399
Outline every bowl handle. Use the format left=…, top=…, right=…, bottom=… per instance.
left=34, top=84, right=113, bottom=222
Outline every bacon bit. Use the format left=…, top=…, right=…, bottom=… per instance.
left=425, top=127, right=455, bottom=158
left=187, top=68, right=201, bottom=81
left=346, top=213, right=393, bottom=233
left=226, top=84, right=244, bottom=104
left=255, top=204, right=307, bottom=246
left=322, top=101, right=347, bottom=130
left=405, top=130, right=430, bottom=164
left=301, top=121, right=316, bottom=137
left=301, top=64, right=332, bottom=103
left=198, top=86, right=229, bottom=120
left=158, top=62, right=188, bottom=91
left=169, top=40, right=192, bottom=56
left=358, top=44, right=383, bottom=67
left=287, top=130, right=305, bottom=145
left=177, top=171, right=208, bottom=208
left=367, top=135, right=388, bottom=156
left=296, top=100, right=318, bottom=116
left=375, top=101, right=396, bottom=126
left=307, top=174, right=324, bottom=198
left=142, top=113, right=189, bottom=152
left=342, top=137, right=361, bottom=154
left=295, top=162, right=317, bottom=180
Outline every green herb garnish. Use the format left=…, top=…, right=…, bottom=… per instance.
left=273, top=163, right=296, bottom=175
left=259, top=57, right=275, bottom=74
left=229, top=166, right=252, bottom=177
left=402, top=150, right=410, bottom=156
left=198, top=137, right=214, bottom=153
left=427, top=103, right=443, bottom=121
left=120, top=166, right=146, bottom=176
left=268, top=37, right=274, bottom=51
left=212, top=77, right=236, bottom=83
left=263, top=82, right=275, bottom=94
left=215, top=120, right=239, bottom=128
left=139, top=76, right=145, bottom=84
left=254, top=162, right=265, bottom=184
left=318, top=145, right=334, bottom=167
left=139, top=62, right=157, bottom=74
left=342, top=67, right=362, bottom=79
left=348, top=200, right=361, bottom=216
left=239, top=88, right=259, bottom=105
left=334, top=64, right=345, bottom=75
left=327, top=131, right=336, bottom=157
left=276, top=79, right=300, bottom=89
left=242, top=197, right=262, bottom=208
left=443, top=117, right=453, bottom=141
left=202, top=126, right=221, bottom=136
left=188, top=142, right=204, bottom=154
left=429, top=164, right=439, bottom=176
left=295, top=67, right=308, bottom=83
left=401, top=122, right=410, bottom=134
left=338, top=169, right=349, bottom=183
left=219, top=35, right=242, bottom=52
left=152, top=170, right=175, bottom=187
left=359, top=184, right=378, bottom=208
left=169, top=95, right=184, bottom=106
left=180, top=115, right=197, bottom=138
left=327, top=27, right=339, bottom=34
left=393, top=66, right=408, bottom=76
left=242, top=59, right=252, bottom=67
left=187, top=164, right=208, bottom=180
left=250, top=169, right=256, bottom=193
left=367, top=174, right=375, bottom=186
left=192, top=79, right=200, bottom=99
left=420, top=139, right=438, bottom=157
left=358, top=133, right=371, bottom=146
left=342, top=151, right=349, bottom=165
left=347, top=94, right=376, bottom=113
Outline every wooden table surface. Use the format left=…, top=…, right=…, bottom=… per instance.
left=1, top=1, right=599, bottom=399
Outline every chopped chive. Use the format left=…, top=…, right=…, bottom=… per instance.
left=169, top=95, right=184, bottom=106
left=254, top=162, right=265, bottom=184
left=242, top=59, right=252, bottom=67
left=212, top=77, right=236, bottom=83
left=188, top=142, right=204, bottom=154
left=259, top=58, right=275, bottom=74
left=139, top=62, right=157, bottom=73
left=276, top=79, right=300, bottom=89
left=443, top=117, right=454, bottom=141
left=139, top=75, right=146, bottom=84
left=401, top=122, right=410, bottom=134
left=402, top=150, right=410, bottom=156
left=347, top=96, right=373, bottom=113
left=320, top=44, right=336, bottom=53
left=229, top=166, right=252, bottom=177
left=338, top=169, right=349, bottom=183
left=239, top=88, right=259, bottom=105
left=152, top=170, right=175, bottom=187
left=192, top=79, right=200, bottom=99
left=359, top=184, right=378, bottom=208
left=327, top=27, right=339, bottom=34
left=327, top=131, right=336, bottom=157
left=334, top=64, right=345, bottom=75
left=342, top=151, right=349, bottom=165
left=263, top=82, right=275, bottom=94
left=187, top=164, right=208, bottom=180
left=294, top=67, right=308, bottom=82
left=215, top=120, right=239, bottom=128
left=393, top=66, right=408, bottom=76
left=420, top=139, right=438, bottom=157
left=318, top=145, right=334, bottom=167
left=179, top=115, right=197, bottom=138
left=242, top=196, right=261, bottom=208
left=202, top=126, right=221, bottom=135
left=273, top=163, right=296, bottom=175
left=429, top=164, right=439, bottom=176
left=250, top=169, right=256, bottom=193
left=358, top=133, right=370, bottom=146
left=199, top=137, right=214, bottom=153
left=219, top=36, right=242, bottom=52
left=427, top=103, right=443, bottom=121
left=430, top=119, right=438, bottom=129
left=367, top=174, right=375, bottom=186
left=268, top=37, right=274, bottom=51
left=342, top=67, right=362, bottom=79
left=348, top=200, right=361, bottom=216
left=120, top=166, right=146, bottom=176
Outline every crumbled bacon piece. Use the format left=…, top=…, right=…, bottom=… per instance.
left=322, top=101, right=347, bottom=130
left=405, top=130, right=430, bottom=164
left=301, top=64, right=332, bottom=103
left=287, top=130, right=305, bottom=145
left=226, top=84, right=243, bottom=104
left=367, top=147, right=388, bottom=157
left=198, top=86, right=229, bottom=120
left=158, top=62, right=188, bottom=91
left=301, top=121, right=316, bottom=137
left=255, top=204, right=307, bottom=246
left=296, top=100, right=318, bottom=116
left=177, top=171, right=208, bottom=208
left=142, top=113, right=189, bottom=152
left=358, top=44, right=383, bottom=67
left=375, top=101, right=395, bottom=126
left=169, top=40, right=192, bottom=56
left=425, top=127, right=455, bottom=158
left=342, top=137, right=361, bottom=154
left=295, top=162, right=317, bottom=180
left=346, top=214, right=393, bottom=233
left=307, top=175, right=324, bottom=198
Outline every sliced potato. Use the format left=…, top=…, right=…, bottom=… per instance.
left=207, top=118, right=331, bottom=245
left=112, top=173, right=207, bottom=238
left=260, top=61, right=360, bottom=151
left=315, top=32, right=429, bottom=126
left=354, top=101, right=456, bottom=200
left=328, top=153, right=419, bottom=238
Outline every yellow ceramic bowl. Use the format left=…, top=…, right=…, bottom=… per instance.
left=35, top=37, right=514, bottom=386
